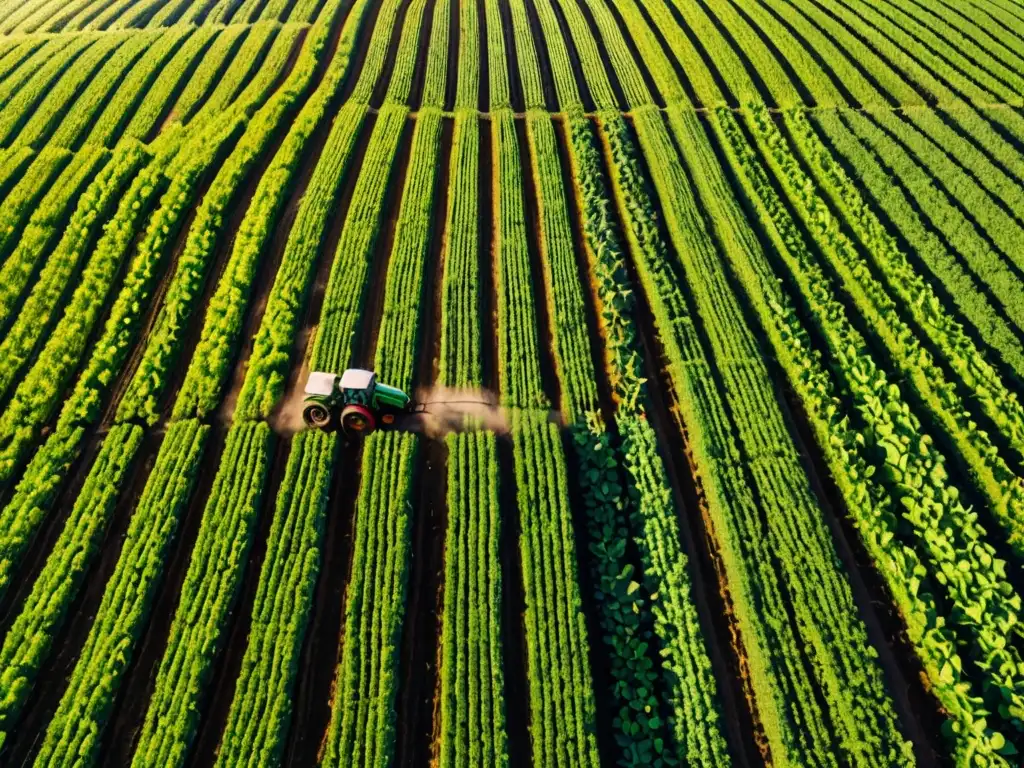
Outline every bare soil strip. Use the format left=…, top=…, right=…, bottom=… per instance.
left=477, top=0, right=490, bottom=110
left=1, top=431, right=163, bottom=767
left=444, top=0, right=459, bottom=110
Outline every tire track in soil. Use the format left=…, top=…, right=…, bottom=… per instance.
left=520, top=0, right=558, bottom=111
left=1, top=430, right=163, bottom=768
left=392, top=114, right=451, bottom=768
left=98, top=425, right=227, bottom=766
left=694, top=109, right=945, bottom=764
left=538, top=0, right=595, bottom=111
left=369, top=0, right=418, bottom=108
left=283, top=111, right=415, bottom=764
left=483, top=115, right=530, bottom=768
left=188, top=432, right=290, bottom=768
left=560, top=0, right=628, bottom=111
left=408, top=0, right=440, bottom=108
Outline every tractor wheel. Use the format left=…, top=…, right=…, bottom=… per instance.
left=303, top=403, right=335, bottom=431
left=341, top=404, right=376, bottom=436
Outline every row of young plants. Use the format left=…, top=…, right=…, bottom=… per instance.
left=0, top=138, right=178, bottom=471
left=115, top=29, right=328, bottom=427
left=573, top=0, right=649, bottom=107
left=0, top=146, right=71, bottom=261
left=6, top=31, right=129, bottom=147
left=603, top=0, right=686, bottom=107
left=0, top=142, right=148, bottom=398
left=816, top=109, right=1024, bottom=375
left=0, top=146, right=108, bottom=333
left=216, top=28, right=405, bottom=757
left=0, top=38, right=45, bottom=82
left=47, top=30, right=162, bottom=150
left=0, top=35, right=82, bottom=111
left=120, top=27, right=219, bottom=142
left=131, top=5, right=372, bottom=762
left=381, top=0, right=432, bottom=106
left=493, top=108, right=600, bottom=768
left=33, top=419, right=210, bottom=765
left=776, top=108, right=1024, bottom=557
left=606, top=108, right=913, bottom=766
left=507, top=0, right=545, bottom=109
left=709, top=104, right=1020, bottom=763
left=435, top=110, right=511, bottom=767
left=542, top=0, right=615, bottom=109
left=841, top=0, right=1023, bottom=104
left=418, top=0, right=448, bottom=109
left=81, top=26, right=194, bottom=148
left=164, top=23, right=253, bottom=125
left=484, top=0, right=510, bottom=108
left=23, top=29, right=154, bottom=148
left=0, top=32, right=117, bottom=147
left=562, top=112, right=732, bottom=767
left=322, top=115, right=441, bottom=768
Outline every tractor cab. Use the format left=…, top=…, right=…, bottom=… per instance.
left=302, top=368, right=412, bottom=436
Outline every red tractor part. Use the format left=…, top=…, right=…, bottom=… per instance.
left=341, top=403, right=376, bottom=436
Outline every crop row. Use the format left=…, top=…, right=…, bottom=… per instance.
left=0, top=142, right=148, bottom=400
left=167, top=24, right=252, bottom=126
left=0, top=147, right=71, bottom=262
left=607, top=108, right=913, bottom=765
left=381, top=0, right=431, bottom=110
left=323, top=110, right=440, bottom=767
left=709, top=104, right=1020, bottom=762
left=775, top=109, right=1024, bottom=560
left=115, top=27, right=327, bottom=427
left=81, top=26, right=193, bottom=148
left=29, top=29, right=155, bottom=149
left=0, top=39, right=45, bottom=82
left=0, top=32, right=116, bottom=147
left=418, top=0, right=448, bottom=109
left=120, top=27, right=219, bottom=142
left=493, top=108, right=600, bottom=767
left=0, top=36, right=79, bottom=105
left=563, top=112, right=731, bottom=767
left=34, top=419, right=210, bottom=765
left=815, top=109, right=1024, bottom=376
left=435, top=111, right=510, bottom=766
left=0, top=146, right=108, bottom=333
left=6, top=31, right=129, bottom=147
left=218, top=96, right=402, bottom=768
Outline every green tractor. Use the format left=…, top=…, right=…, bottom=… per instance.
left=302, top=368, right=417, bottom=436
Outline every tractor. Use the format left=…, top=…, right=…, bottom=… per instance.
left=302, top=368, right=418, bottom=436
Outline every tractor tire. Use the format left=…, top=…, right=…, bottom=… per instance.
left=341, top=404, right=376, bottom=436
left=303, top=403, right=335, bottom=431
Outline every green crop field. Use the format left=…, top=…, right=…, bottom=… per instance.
left=0, top=0, right=1022, bottom=765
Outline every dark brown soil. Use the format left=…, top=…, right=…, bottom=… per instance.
left=1, top=430, right=162, bottom=767
left=99, top=426, right=226, bottom=765
left=496, top=0, right=524, bottom=112
left=443, top=0, right=459, bottom=111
